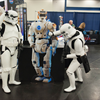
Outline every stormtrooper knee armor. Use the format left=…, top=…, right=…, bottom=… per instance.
left=0, top=10, right=23, bottom=93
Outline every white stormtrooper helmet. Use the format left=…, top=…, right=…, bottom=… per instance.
left=4, top=10, right=18, bottom=25
left=60, top=23, right=76, bottom=41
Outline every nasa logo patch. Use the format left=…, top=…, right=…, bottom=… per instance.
left=9, top=0, right=13, bottom=4
left=37, top=25, right=41, bottom=30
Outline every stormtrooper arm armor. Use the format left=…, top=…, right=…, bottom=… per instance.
left=74, top=39, right=85, bottom=56
left=67, top=39, right=85, bottom=59
left=49, top=30, right=61, bottom=36
left=17, top=24, right=23, bottom=44
left=0, top=13, right=5, bottom=29
left=28, top=23, right=35, bottom=47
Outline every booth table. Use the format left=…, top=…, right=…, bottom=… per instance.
left=18, top=45, right=65, bottom=82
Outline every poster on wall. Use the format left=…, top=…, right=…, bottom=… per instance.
left=15, top=0, right=24, bottom=5
left=17, top=7, right=28, bottom=43
left=23, top=7, right=27, bottom=41
left=7, top=0, right=16, bottom=10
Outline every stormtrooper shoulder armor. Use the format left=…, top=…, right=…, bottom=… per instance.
left=74, top=38, right=85, bottom=56
left=71, top=38, right=84, bottom=50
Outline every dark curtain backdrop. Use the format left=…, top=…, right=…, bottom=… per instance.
left=47, top=12, right=100, bottom=31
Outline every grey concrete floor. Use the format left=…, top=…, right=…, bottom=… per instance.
left=0, top=45, right=100, bottom=100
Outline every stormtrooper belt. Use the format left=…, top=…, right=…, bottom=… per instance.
left=1, top=41, right=18, bottom=46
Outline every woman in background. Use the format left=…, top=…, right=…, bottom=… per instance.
left=76, top=22, right=85, bottom=33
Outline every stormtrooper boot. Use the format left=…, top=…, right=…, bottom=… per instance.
left=75, top=67, right=83, bottom=83
left=64, top=72, right=76, bottom=92
left=2, top=71, right=11, bottom=93
left=9, top=67, right=21, bottom=85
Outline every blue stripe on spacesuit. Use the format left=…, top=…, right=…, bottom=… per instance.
left=36, top=52, right=40, bottom=67
left=53, top=41, right=58, bottom=56
left=32, top=33, right=35, bottom=42
left=45, top=30, right=50, bottom=39
left=40, top=67, right=43, bottom=75
left=49, top=68, right=51, bottom=77
left=49, top=46, right=52, bottom=68
left=37, top=20, right=40, bottom=22
left=47, top=19, right=51, bottom=22
left=48, top=78, right=52, bottom=82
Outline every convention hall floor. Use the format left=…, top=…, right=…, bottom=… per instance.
left=0, top=45, right=100, bottom=100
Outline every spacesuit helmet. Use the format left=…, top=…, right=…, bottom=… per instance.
left=37, top=9, right=47, bottom=20
left=60, top=23, right=76, bottom=41
left=4, top=10, right=18, bottom=25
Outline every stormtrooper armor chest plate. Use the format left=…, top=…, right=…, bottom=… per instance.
left=1, top=23, right=19, bottom=46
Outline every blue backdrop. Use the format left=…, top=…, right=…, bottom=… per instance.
left=47, top=12, right=100, bottom=31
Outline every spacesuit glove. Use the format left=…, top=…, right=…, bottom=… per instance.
left=49, top=32, right=54, bottom=36
left=30, top=43, right=35, bottom=48
left=5, top=11, right=9, bottom=16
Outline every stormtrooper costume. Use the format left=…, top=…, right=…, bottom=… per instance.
left=0, top=10, right=23, bottom=93
left=28, top=10, right=58, bottom=83
left=49, top=23, right=90, bottom=92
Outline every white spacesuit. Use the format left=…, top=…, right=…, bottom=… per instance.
left=0, top=10, right=23, bottom=93
left=49, top=23, right=90, bottom=92
left=28, top=9, right=58, bottom=83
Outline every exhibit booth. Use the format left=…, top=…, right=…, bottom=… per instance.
left=0, top=0, right=100, bottom=99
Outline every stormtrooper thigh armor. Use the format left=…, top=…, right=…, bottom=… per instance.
left=0, top=10, right=23, bottom=93
left=64, top=58, right=82, bottom=92
left=1, top=46, right=21, bottom=93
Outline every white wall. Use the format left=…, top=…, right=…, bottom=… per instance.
left=24, top=0, right=64, bottom=20
left=67, top=0, right=100, bottom=7
left=24, top=0, right=100, bottom=20
left=67, top=0, right=100, bottom=12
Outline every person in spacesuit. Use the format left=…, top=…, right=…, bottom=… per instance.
left=49, top=23, right=90, bottom=92
left=28, top=9, right=58, bottom=83
left=0, top=10, right=23, bottom=93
